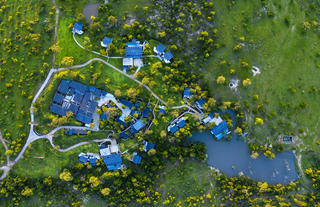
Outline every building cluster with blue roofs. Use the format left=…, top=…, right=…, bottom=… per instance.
left=153, top=43, right=174, bottom=63
left=72, top=22, right=84, bottom=35
left=167, top=117, right=187, bottom=134
left=123, top=39, right=145, bottom=71
left=50, top=80, right=107, bottom=126
left=78, top=153, right=100, bottom=166
left=101, top=36, right=112, bottom=49
left=201, top=113, right=230, bottom=140
left=99, top=140, right=123, bottom=171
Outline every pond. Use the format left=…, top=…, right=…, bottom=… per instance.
left=189, top=131, right=299, bottom=184
left=83, top=3, right=100, bottom=24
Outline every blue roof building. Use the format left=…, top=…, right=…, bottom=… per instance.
left=72, top=22, right=84, bottom=35
left=57, top=80, right=70, bottom=94
left=177, top=118, right=186, bottom=128
left=154, top=43, right=166, bottom=54
left=120, top=99, right=134, bottom=109
left=120, top=131, right=130, bottom=139
left=100, top=113, right=108, bottom=121
left=168, top=125, right=179, bottom=134
left=195, top=99, right=207, bottom=110
left=144, top=141, right=155, bottom=152
left=89, top=157, right=98, bottom=166
left=78, top=154, right=88, bottom=164
left=158, top=105, right=165, bottom=115
left=53, top=93, right=64, bottom=104
left=125, top=46, right=143, bottom=58
left=103, top=153, right=122, bottom=171
left=131, top=152, right=142, bottom=164
left=101, top=37, right=112, bottom=48
left=130, top=119, right=146, bottom=133
left=211, top=121, right=229, bottom=140
left=164, top=51, right=173, bottom=63
left=70, top=81, right=87, bottom=94
left=66, top=129, right=87, bottom=136
left=143, top=107, right=150, bottom=118
left=50, top=104, right=66, bottom=116
left=183, top=88, right=193, bottom=100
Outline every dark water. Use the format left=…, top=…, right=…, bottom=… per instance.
left=83, top=3, right=100, bottom=24
left=189, top=131, right=299, bottom=184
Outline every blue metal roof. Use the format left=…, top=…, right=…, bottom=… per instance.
left=164, top=51, right=173, bottom=60
left=66, top=129, right=87, bottom=136
left=69, top=81, right=87, bottom=94
left=135, top=102, right=140, bottom=109
left=211, top=121, right=228, bottom=140
left=144, top=141, right=155, bottom=152
left=102, top=37, right=112, bottom=45
left=100, top=113, right=108, bottom=121
left=75, top=113, right=92, bottom=124
left=104, top=153, right=122, bottom=171
left=73, top=22, right=83, bottom=31
left=50, top=104, right=66, bottom=116
left=74, top=92, right=83, bottom=104
left=156, top=43, right=166, bottom=53
left=89, top=157, right=98, bottom=166
left=196, top=99, right=207, bottom=109
left=183, top=88, right=193, bottom=99
left=53, top=93, right=64, bottom=104
left=79, top=155, right=87, bottom=164
left=120, top=99, right=134, bottom=109
left=126, top=42, right=140, bottom=47
left=120, top=131, right=129, bottom=139
left=143, top=107, right=150, bottom=118
left=57, top=80, right=69, bottom=94
left=125, top=46, right=143, bottom=58
left=131, top=120, right=146, bottom=133
left=88, top=101, right=97, bottom=113
left=177, top=119, right=186, bottom=128
left=131, top=152, right=142, bottom=164
left=169, top=125, right=179, bottom=134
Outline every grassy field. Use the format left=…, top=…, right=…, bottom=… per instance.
left=203, top=0, right=320, bottom=151
left=13, top=139, right=99, bottom=178
left=157, top=160, right=216, bottom=205
left=0, top=0, right=54, bottom=162
left=109, top=0, right=150, bottom=18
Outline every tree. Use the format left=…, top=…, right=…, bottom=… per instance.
left=21, top=187, right=33, bottom=196
left=126, top=88, right=138, bottom=98
left=89, top=176, right=100, bottom=188
left=60, top=56, right=74, bottom=66
left=148, top=149, right=156, bottom=156
left=255, top=117, right=264, bottom=125
left=242, top=78, right=252, bottom=87
left=59, top=169, right=73, bottom=181
left=216, top=75, right=226, bottom=84
left=101, top=187, right=111, bottom=196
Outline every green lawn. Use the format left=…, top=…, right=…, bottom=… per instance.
left=55, top=16, right=100, bottom=66
left=13, top=139, right=99, bottom=178
left=0, top=0, right=54, bottom=162
left=109, top=0, right=150, bottom=18
left=157, top=160, right=216, bottom=205
left=203, top=0, right=320, bottom=152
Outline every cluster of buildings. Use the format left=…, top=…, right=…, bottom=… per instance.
left=122, top=39, right=146, bottom=71
left=153, top=43, right=174, bottom=64
left=167, top=117, right=187, bottom=134
left=183, top=87, right=230, bottom=140
left=72, top=22, right=174, bottom=74
left=78, top=139, right=155, bottom=170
